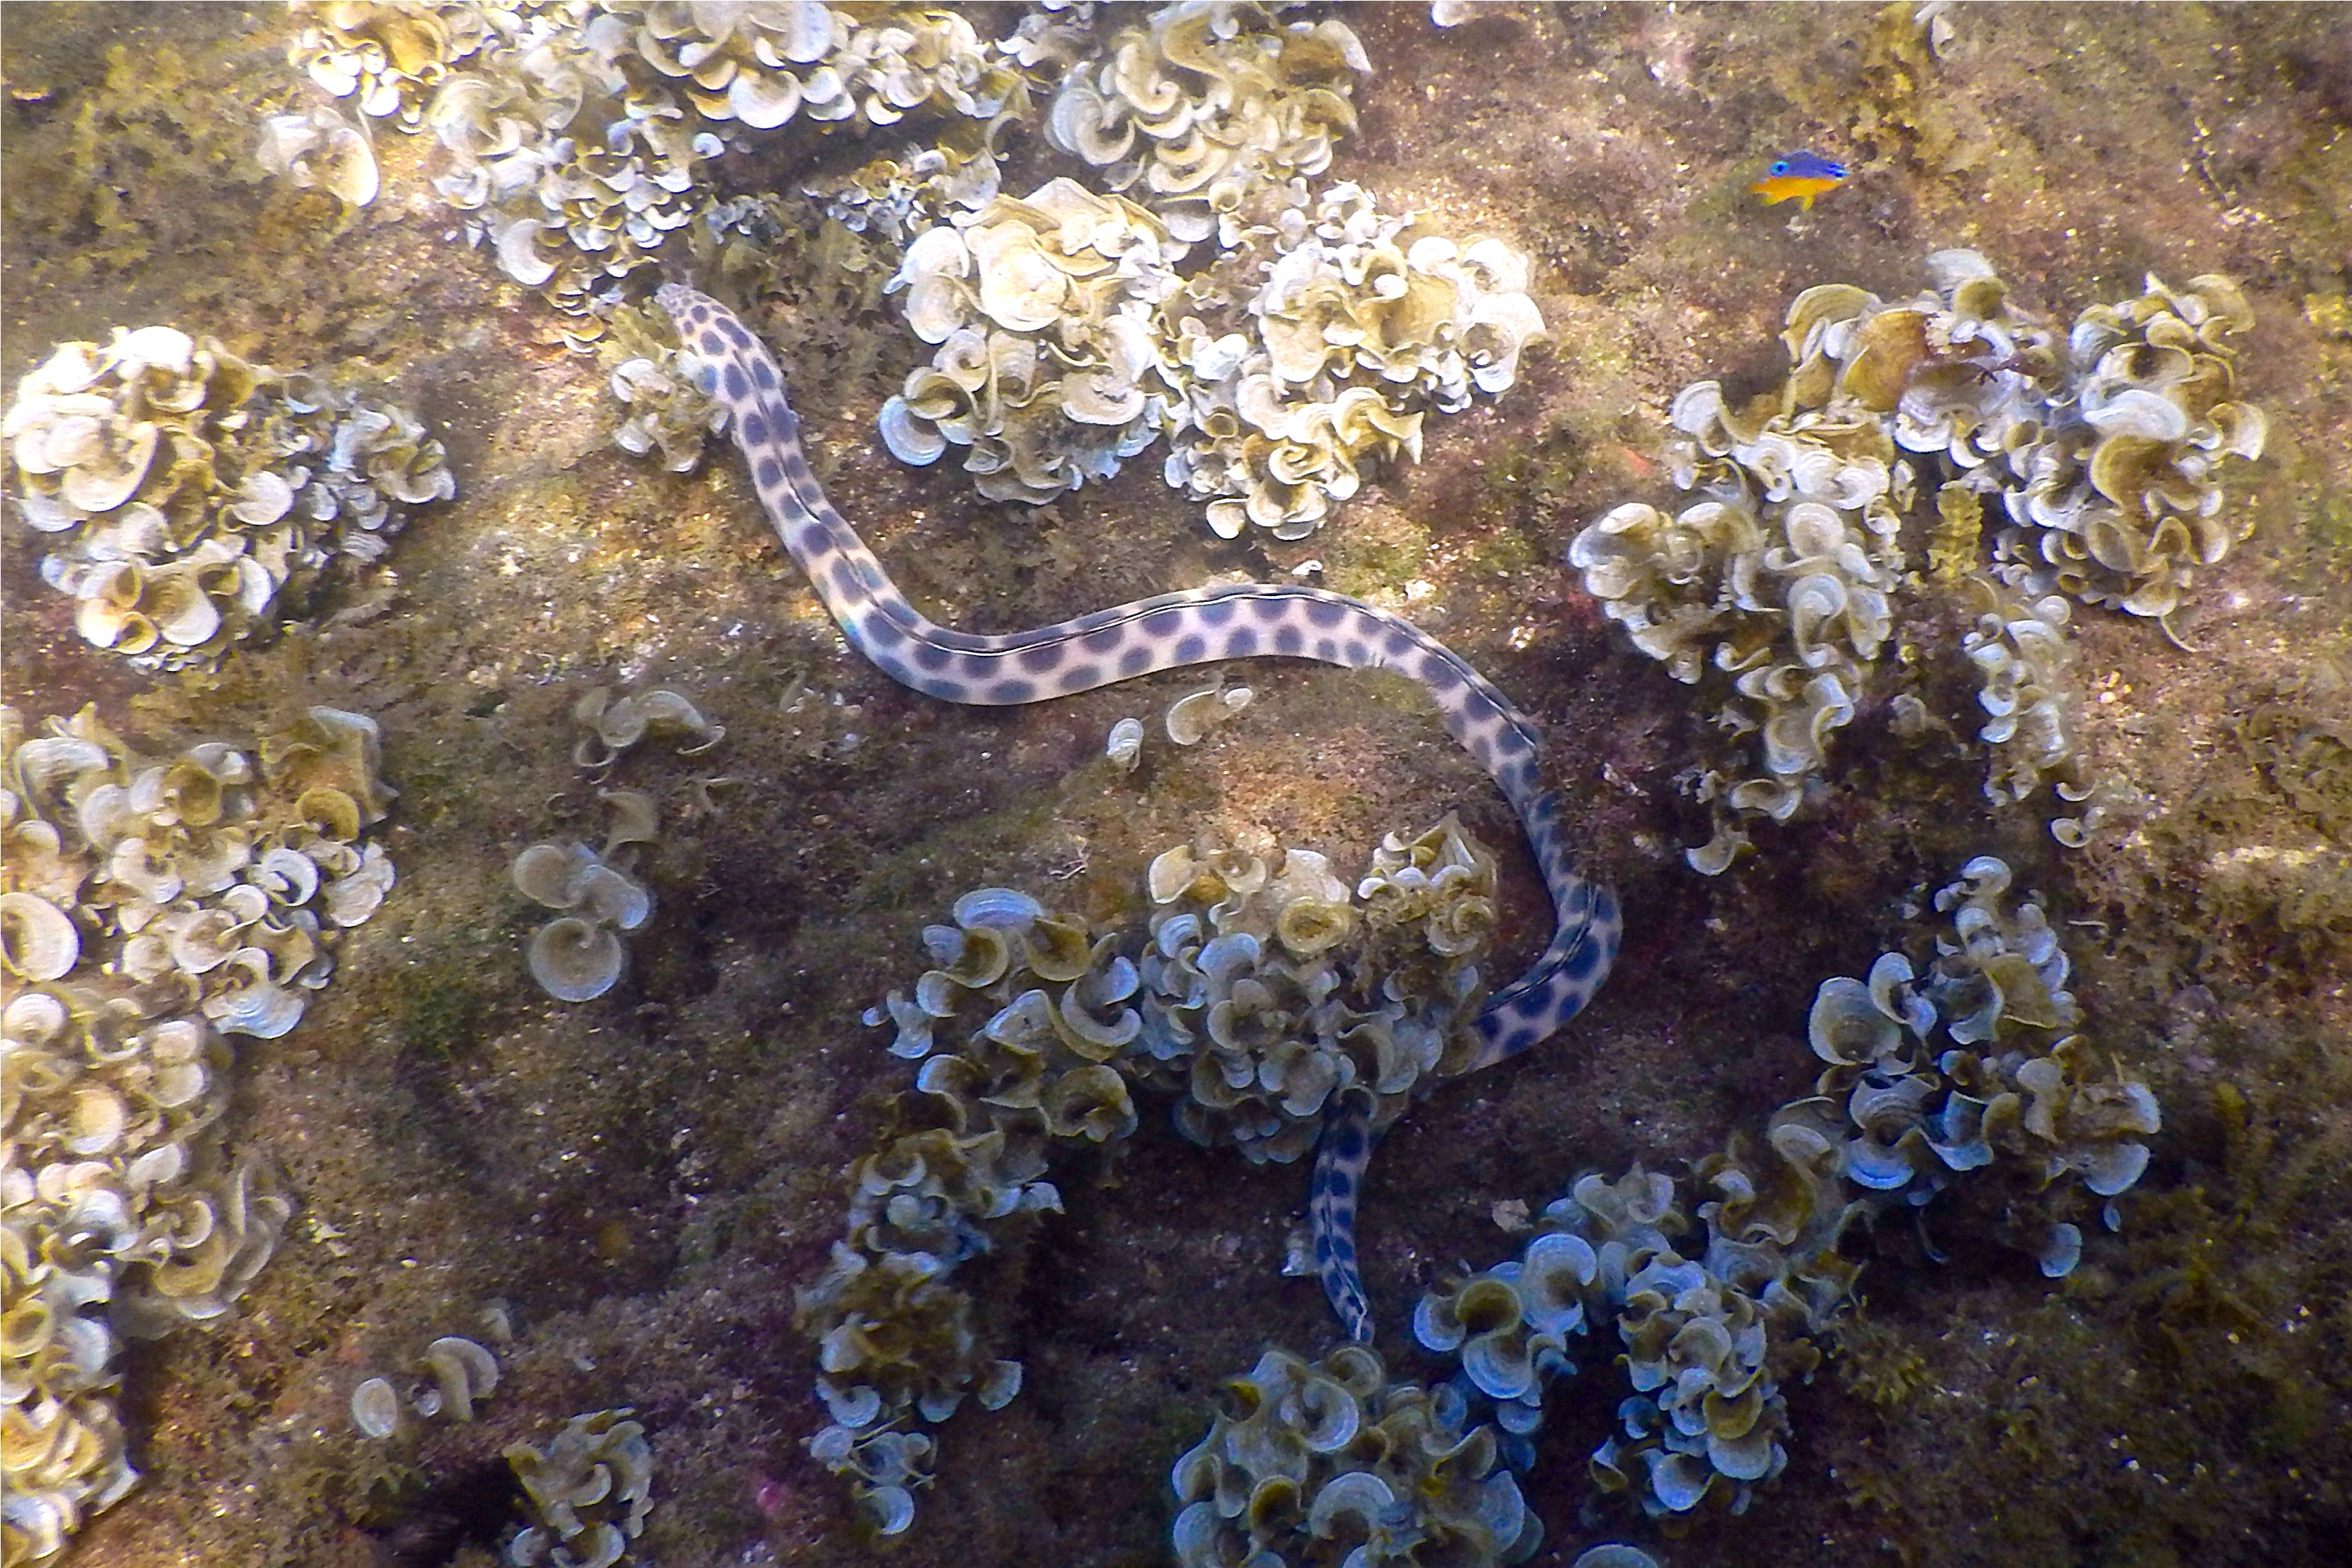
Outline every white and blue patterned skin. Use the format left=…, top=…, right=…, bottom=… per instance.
left=659, top=284, right=1621, bottom=1340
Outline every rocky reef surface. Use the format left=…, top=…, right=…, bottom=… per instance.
left=3, top=4, right=2349, bottom=1567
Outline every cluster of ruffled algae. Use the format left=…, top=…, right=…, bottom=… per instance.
left=1567, top=252, right=2264, bottom=871
left=1170, top=1344, right=1544, bottom=1568
left=1, top=704, right=396, bottom=1564
left=302, top=0, right=1545, bottom=541
left=1167, top=856, right=2157, bottom=1561
left=510, top=686, right=725, bottom=1002
left=880, top=168, right=1544, bottom=539
left=880, top=0, right=1546, bottom=538
left=338, top=1316, right=654, bottom=1568
left=284, top=0, right=1032, bottom=345
left=505, top=1407, right=654, bottom=1568
left=513, top=833, right=654, bottom=1002
left=795, top=812, right=1504, bottom=1535
left=2, top=325, right=454, bottom=672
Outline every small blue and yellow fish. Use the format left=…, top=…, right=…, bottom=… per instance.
left=1751, top=150, right=1850, bottom=210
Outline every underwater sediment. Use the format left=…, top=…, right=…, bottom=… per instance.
left=3, top=3, right=2350, bottom=1567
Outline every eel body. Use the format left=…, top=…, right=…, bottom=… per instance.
left=658, top=284, right=1619, bottom=1338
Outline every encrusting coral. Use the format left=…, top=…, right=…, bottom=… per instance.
left=3, top=326, right=453, bottom=672
left=802, top=811, right=1508, bottom=1536
left=1, top=703, right=397, bottom=1565
left=1568, top=251, right=2262, bottom=869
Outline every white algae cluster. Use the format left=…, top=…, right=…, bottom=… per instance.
left=1996, top=270, right=2267, bottom=618
left=348, top=1331, right=502, bottom=1438
left=508, top=686, right=729, bottom=1001
left=1154, top=182, right=1544, bottom=542
left=1571, top=369, right=1906, bottom=872
left=879, top=177, right=1191, bottom=505
left=254, top=100, right=382, bottom=209
left=4, top=326, right=453, bottom=671
left=806, top=884, right=1123, bottom=1535
left=1568, top=252, right=2262, bottom=869
left=571, top=685, right=725, bottom=771
left=1154, top=856, right=2156, bottom=1551
left=1163, top=675, right=1253, bottom=746
left=881, top=2, right=1508, bottom=531
left=1410, top=1164, right=1830, bottom=1524
left=1, top=704, right=396, bottom=1564
left=1041, top=1, right=1367, bottom=247
left=607, top=321, right=732, bottom=475
left=1789, top=855, right=2161, bottom=1262
left=513, top=840, right=653, bottom=1002
left=881, top=163, right=1546, bottom=536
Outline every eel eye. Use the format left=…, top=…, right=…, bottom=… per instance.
left=1770, top=161, right=1789, bottom=175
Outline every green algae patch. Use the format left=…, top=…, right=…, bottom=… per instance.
left=1322, top=499, right=1431, bottom=601
left=396, top=959, right=492, bottom=1065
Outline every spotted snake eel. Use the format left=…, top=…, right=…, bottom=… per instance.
left=659, top=284, right=1620, bottom=1340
